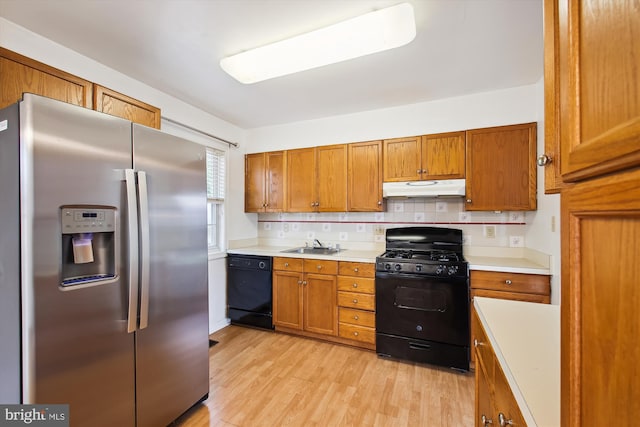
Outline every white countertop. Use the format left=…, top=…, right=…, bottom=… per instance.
left=474, top=297, right=560, bottom=427
left=227, top=244, right=551, bottom=275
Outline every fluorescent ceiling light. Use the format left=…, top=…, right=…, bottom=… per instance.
left=220, top=3, right=416, bottom=84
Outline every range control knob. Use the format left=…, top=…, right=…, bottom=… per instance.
left=394, top=263, right=402, bottom=271
left=384, top=263, right=392, bottom=271
left=435, top=265, right=446, bottom=275
left=447, top=265, right=459, bottom=276
left=415, top=264, right=423, bottom=272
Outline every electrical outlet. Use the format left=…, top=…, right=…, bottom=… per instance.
left=374, top=225, right=385, bottom=236
left=484, top=225, right=496, bottom=239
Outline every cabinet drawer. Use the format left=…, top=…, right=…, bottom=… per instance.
left=337, top=276, right=375, bottom=294
left=337, top=291, right=375, bottom=310
left=338, top=323, right=375, bottom=344
left=338, top=261, right=375, bottom=278
left=471, top=270, right=550, bottom=296
left=303, top=259, right=338, bottom=275
left=339, top=307, right=375, bottom=328
left=273, top=257, right=303, bottom=272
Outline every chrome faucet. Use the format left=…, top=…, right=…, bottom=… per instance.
left=313, top=239, right=326, bottom=248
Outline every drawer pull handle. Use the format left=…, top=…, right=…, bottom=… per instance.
left=498, top=413, right=513, bottom=426
left=284, top=262, right=289, bottom=267
left=302, top=280, right=307, bottom=285
left=353, top=315, right=359, bottom=320
left=352, top=283, right=358, bottom=288
left=353, top=331, right=359, bottom=336
left=505, top=279, right=512, bottom=285
left=317, top=265, right=322, bottom=270
left=354, top=268, right=359, bottom=272
left=474, top=339, right=485, bottom=347
left=353, top=299, right=358, bottom=304
left=297, top=280, right=302, bottom=285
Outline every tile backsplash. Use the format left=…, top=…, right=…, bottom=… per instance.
left=258, top=198, right=527, bottom=249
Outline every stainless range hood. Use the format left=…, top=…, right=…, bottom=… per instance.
left=382, top=179, right=466, bottom=198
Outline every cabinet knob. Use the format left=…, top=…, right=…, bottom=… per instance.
left=498, top=413, right=514, bottom=426
left=302, top=280, right=307, bottom=285
left=297, top=280, right=302, bottom=285
left=537, top=154, right=552, bottom=166
left=317, top=265, right=322, bottom=270
left=377, top=201, right=382, bottom=206
left=354, top=268, right=359, bottom=272
left=352, top=283, right=358, bottom=288
left=416, top=169, right=421, bottom=174
left=284, top=262, right=289, bottom=267
left=353, top=315, right=359, bottom=320
left=481, top=414, right=493, bottom=426
left=474, top=339, right=485, bottom=347
left=310, top=202, right=315, bottom=207
left=505, top=279, right=512, bottom=285
left=353, top=299, right=358, bottom=304
left=353, top=331, right=359, bottom=336
left=466, top=199, right=472, bottom=203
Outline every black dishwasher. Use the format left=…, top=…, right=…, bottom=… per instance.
left=226, top=254, right=274, bottom=330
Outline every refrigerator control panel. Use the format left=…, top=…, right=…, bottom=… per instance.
left=61, top=207, right=115, bottom=234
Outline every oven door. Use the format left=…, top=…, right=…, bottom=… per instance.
left=375, top=271, right=469, bottom=346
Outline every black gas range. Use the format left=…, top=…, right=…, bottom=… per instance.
left=375, top=227, right=470, bottom=371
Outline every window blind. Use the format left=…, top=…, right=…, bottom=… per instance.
left=207, top=148, right=226, bottom=201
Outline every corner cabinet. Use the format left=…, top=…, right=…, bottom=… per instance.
left=245, top=151, right=286, bottom=212
left=465, top=123, right=537, bottom=211
left=347, top=140, right=384, bottom=211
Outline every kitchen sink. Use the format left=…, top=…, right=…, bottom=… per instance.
left=280, top=247, right=344, bottom=255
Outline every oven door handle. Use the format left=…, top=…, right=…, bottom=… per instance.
left=409, top=342, right=432, bottom=351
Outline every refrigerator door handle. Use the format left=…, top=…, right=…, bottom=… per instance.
left=125, top=169, right=139, bottom=333
left=137, top=171, right=151, bottom=329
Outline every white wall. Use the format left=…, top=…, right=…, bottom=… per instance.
left=241, top=82, right=562, bottom=303
left=0, top=18, right=242, bottom=332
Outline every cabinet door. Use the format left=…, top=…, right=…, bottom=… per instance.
left=245, top=153, right=266, bottom=212
left=265, top=151, right=286, bottom=212
left=0, top=47, right=92, bottom=109
left=383, top=136, right=421, bottom=182
left=347, top=140, right=383, bottom=211
left=562, top=168, right=640, bottom=427
left=94, top=85, right=161, bottom=129
left=303, top=273, right=337, bottom=336
left=559, top=0, right=640, bottom=182
left=465, top=123, right=537, bottom=211
left=273, top=271, right=303, bottom=330
left=316, top=144, right=347, bottom=212
left=286, top=148, right=316, bottom=212
left=493, top=364, right=527, bottom=426
left=475, top=356, right=495, bottom=427
left=421, top=131, right=466, bottom=179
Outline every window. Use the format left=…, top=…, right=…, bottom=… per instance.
left=206, top=147, right=226, bottom=252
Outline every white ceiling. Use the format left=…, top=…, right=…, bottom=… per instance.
left=0, top=0, right=543, bottom=129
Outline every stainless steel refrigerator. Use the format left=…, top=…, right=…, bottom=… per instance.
left=0, top=94, right=209, bottom=426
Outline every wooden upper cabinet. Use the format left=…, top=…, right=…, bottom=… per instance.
left=558, top=0, right=640, bottom=182
left=347, top=140, right=383, bottom=212
left=421, top=131, right=466, bottom=180
left=286, top=147, right=317, bottom=212
left=245, top=151, right=286, bottom=213
left=383, top=136, right=422, bottom=181
left=383, top=132, right=465, bottom=182
left=94, top=85, right=161, bottom=129
left=465, top=123, right=537, bottom=211
left=0, top=47, right=93, bottom=109
left=316, top=144, right=347, bottom=212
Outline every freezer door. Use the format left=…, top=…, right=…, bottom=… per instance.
left=132, top=124, right=209, bottom=427
left=22, top=95, right=136, bottom=426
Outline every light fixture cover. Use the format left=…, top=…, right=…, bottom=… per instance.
left=220, top=3, right=416, bottom=84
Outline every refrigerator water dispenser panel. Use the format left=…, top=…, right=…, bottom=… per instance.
left=60, top=207, right=117, bottom=287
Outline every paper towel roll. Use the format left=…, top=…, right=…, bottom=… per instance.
left=72, top=235, right=94, bottom=264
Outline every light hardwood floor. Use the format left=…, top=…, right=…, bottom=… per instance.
left=175, top=326, right=474, bottom=426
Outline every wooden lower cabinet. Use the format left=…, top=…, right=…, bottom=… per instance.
left=272, top=257, right=337, bottom=337
left=470, top=270, right=550, bottom=364
left=273, top=257, right=376, bottom=349
left=473, top=310, right=527, bottom=427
